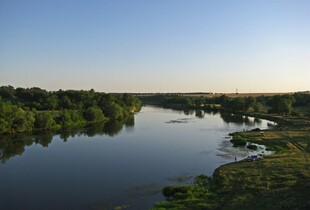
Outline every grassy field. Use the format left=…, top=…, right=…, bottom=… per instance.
left=231, top=130, right=310, bottom=152
left=212, top=128, right=310, bottom=210
left=153, top=112, right=310, bottom=210
left=213, top=151, right=310, bottom=210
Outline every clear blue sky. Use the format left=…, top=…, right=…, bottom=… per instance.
left=1, top=0, right=309, bottom=93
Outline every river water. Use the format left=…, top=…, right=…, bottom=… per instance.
left=0, top=106, right=273, bottom=210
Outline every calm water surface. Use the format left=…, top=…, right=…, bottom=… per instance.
left=0, top=106, right=273, bottom=210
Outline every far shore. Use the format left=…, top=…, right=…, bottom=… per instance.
left=134, top=92, right=293, bottom=98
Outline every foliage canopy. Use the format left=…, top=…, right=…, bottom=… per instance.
left=0, top=86, right=141, bottom=134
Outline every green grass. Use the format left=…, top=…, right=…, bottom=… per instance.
left=213, top=152, right=310, bottom=210
left=153, top=111, right=310, bottom=210
left=234, top=130, right=310, bottom=153
left=154, top=175, right=219, bottom=210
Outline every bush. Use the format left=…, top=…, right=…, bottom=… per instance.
left=84, top=106, right=108, bottom=123
left=247, top=144, right=258, bottom=150
left=230, top=135, right=247, bottom=146
left=163, top=186, right=191, bottom=199
left=195, top=175, right=210, bottom=186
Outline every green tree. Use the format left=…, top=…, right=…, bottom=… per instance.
left=234, top=97, right=246, bottom=110
left=268, top=95, right=295, bottom=116
left=122, top=93, right=142, bottom=112
left=60, top=96, right=73, bottom=109
left=57, top=110, right=73, bottom=128
left=0, top=85, right=15, bottom=99
left=57, top=110, right=86, bottom=129
left=11, top=108, right=35, bottom=133
left=101, top=102, right=124, bottom=120
left=34, top=111, right=60, bottom=131
left=244, top=96, right=257, bottom=111
left=279, top=96, right=295, bottom=116
left=253, top=102, right=264, bottom=112
left=84, top=106, right=108, bottom=123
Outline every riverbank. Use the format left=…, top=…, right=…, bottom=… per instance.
left=153, top=113, right=310, bottom=210
left=0, top=86, right=142, bottom=135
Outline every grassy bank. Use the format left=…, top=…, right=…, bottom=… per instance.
left=153, top=114, right=310, bottom=210
left=212, top=151, right=310, bottom=210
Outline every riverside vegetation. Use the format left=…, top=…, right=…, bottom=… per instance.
left=0, top=86, right=141, bottom=163
left=0, top=86, right=141, bottom=134
left=147, top=92, right=310, bottom=210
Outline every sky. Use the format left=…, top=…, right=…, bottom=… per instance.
left=0, top=0, right=309, bottom=93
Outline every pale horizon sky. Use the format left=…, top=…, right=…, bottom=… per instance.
left=1, top=0, right=309, bottom=93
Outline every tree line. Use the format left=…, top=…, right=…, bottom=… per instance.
left=0, top=86, right=141, bottom=134
left=139, top=92, right=310, bottom=117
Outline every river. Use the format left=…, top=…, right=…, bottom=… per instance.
left=0, top=105, right=273, bottom=210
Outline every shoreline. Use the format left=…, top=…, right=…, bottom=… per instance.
left=153, top=108, right=310, bottom=210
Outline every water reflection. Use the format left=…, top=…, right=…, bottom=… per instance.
left=0, top=116, right=135, bottom=163
left=0, top=135, right=34, bottom=163
left=195, top=110, right=204, bottom=118
left=176, top=109, right=220, bottom=119
left=220, top=113, right=262, bottom=126
left=254, top=118, right=262, bottom=125
left=35, top=133, right=53, bottom=146
left=0, top=106, right=274, bottom=210
left=124, top=183, right=163, bottom=197
left=102, top=120, right=125, bottom=137
left=0, top=111, right=265, bottom=163
left=183, top=109, right=195, bottom=116
left=167, top=173, right=193, bottom=183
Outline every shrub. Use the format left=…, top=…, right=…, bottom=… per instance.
left=163, top=186, right=191, bottom=199
left=230, top=135, right=247, bottom=146
left=247, top=144, right=258, bottom=150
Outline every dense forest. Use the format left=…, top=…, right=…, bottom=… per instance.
left=0, top=86, right=141, bottom=134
